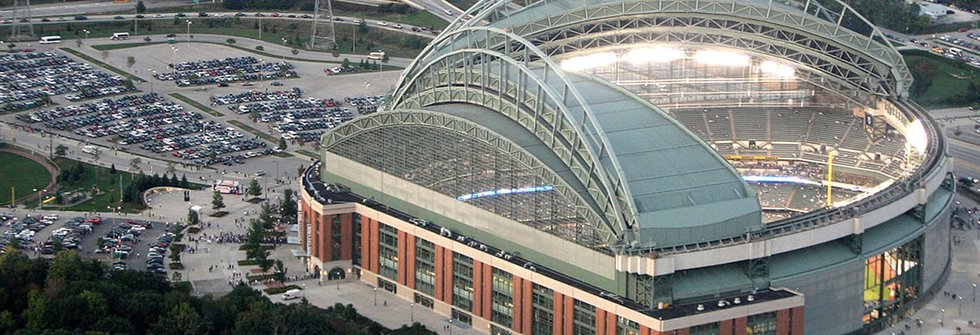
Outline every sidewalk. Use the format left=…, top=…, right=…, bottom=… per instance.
left=876, top=194, right=980, bottom=335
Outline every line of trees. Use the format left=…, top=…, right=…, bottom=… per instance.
left=120, top=173, right=191, bottom=205
left=0, top=248, right=435, bottom=334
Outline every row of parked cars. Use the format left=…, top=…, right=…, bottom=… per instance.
left=153, top=56, right=298, bottom=87
left=15, top=91, right=271, bottom=167
left=211, top=88, right=303, bottom=106
left=0, top=52, right=132, bottom=112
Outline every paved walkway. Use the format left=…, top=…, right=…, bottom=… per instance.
left=876, top=194, right=980, bottom=335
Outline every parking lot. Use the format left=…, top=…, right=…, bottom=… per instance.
left=0, top=52, right=133, bottom=113
left=1, top=213, right=171, bottom=274
left=153, top=56, right=299, bottom=87
left=211, top=88, right=382, bottom=143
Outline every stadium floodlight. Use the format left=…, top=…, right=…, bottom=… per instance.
left=759, top=60, right=796, bottom=78
left=694, top=50, right=750, bottom=67
left=907, top=119, right=928, bottom=155
left=624, top=47, right=684, bottom=65
left=560, top=52, right=616, bottom=72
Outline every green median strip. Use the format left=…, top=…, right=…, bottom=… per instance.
left=60, top=47, right=146, bottom=83
left=228, top=120, right=278, bottom=143
left=296, top=150, right=319, bottom=159
left=169, top=93, right=225, bottom=117
left=273, top=152, right=294, bottom=158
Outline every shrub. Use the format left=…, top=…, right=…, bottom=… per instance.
left=226, top=38, right=236, bottom=44
left=255, top=45, right=264, bottom=51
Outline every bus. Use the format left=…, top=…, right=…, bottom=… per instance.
left=38, top=36, right=61, bottom=44
left=110, top=32, right=130, bottom=40
left=367, top=51, right=385, bottom=60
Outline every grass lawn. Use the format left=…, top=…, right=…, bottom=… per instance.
left=904, top=50, right=980, bottom=107
left=47, top=157, right=145, bottom=213
left=60, top=47, right=147, bottom=83
left=296, top=149, right=319, bottom=159
left=228, top=120, right=278, bottom=143
left=35, top=18, right=430, bottom=59
left=0, top=152, right=51, bottom=205
left=170, top=93, right=225, bottom=117
left=446, top=0, right=479, bottom=12
left=332, top=9, right=449, bottom=30
left=91, top=41, right=169, bottom=51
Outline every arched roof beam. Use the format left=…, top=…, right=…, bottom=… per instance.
left=320, top=108, right=616, bottom=249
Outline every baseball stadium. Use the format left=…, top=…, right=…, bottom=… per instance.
left=299, top=0, right=953, bottom=334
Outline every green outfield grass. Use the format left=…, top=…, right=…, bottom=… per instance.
left=0, top=152, right=52, bottom=205
left=903, top=50, right=980, bottom=107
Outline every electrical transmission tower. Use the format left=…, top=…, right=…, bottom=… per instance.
left=309, top=0, right=337, bottom=50
left=9, top=0, right=35, bottom=42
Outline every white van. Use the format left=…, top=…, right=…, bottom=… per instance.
left=110, top=32, right=130, bottom=40
left=281, top=289, right=302, bottom=300
left=82, top=145, right=99, bottom=155
left=39, top=36, right=62, bottom=44
left=367, top=51, right=385, bottom=60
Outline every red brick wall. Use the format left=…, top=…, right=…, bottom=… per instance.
left=340, top=213, right=353, bottom=260
left=563, top=295, right=574, bottom=335
left=553, top=292, right=565, bottom=335
left=512, top=277, right=524, bottom=333
left=522, top=279, right=532, bottom=334
left=299, top=200, right=308, bottom=253
left=790, top=307, right=804, bottom=335
left=405, top=234, right=416, bottom=289
left=319, top=214, right=330, bottom=261
left=776, top=309, right=791, bottom=335
left=397, top=231, right=408, bottom=285
left=719, top=319, right=734, bottom=335
left=473, top=259, right=484, bottom=318
left=595, top=309, right=606, bottom=335
left=359, top=215, right=371, bottom=271
left=481, top=263, right=493, bottom=319
left=733, top=316, right=747, bottom=335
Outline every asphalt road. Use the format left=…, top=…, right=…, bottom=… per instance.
left=0, top=10, right=445, bottom=40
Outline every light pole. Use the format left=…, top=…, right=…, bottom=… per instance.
left=973, top=282, right=977, bottom=302
left=940, top=308, right=945, bottom=327
left=185, top=20, right=192, bottom=39
left=148, top=69, right=156, bottom=93
left=82, top=29, right=90, bottom=43
left=373, top=287, right=378, bottom=306
left=448, top=319, right=453, bottom=335
left=410, top=303, right=414, bottom=322
left=33, top=188, right=45, bottom=208
left=281, top=38, right=288, bottom=65
left=171, top=46, right=179, bottom=68
left=958, top=296, right=963, bottom=315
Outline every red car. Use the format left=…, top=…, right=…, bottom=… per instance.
left=271, top=12, right=281, bottom=17
left=85, top=217, right=103, bottom=224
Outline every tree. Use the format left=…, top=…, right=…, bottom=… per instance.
left=212, top=191, right=225, bottom=211
left=280, top=189, right=296, bottom=225
left=247, top=178, right=262, bottom=199
left=166, top=162, right=176, bottom=175
left=150, top=302, right=208, bottom=335
left=136, top=0, right=146, bottom=13
left=130, top=158, right=141, bottom=171
left=54, top=144, right=67, bottom=157
left=100, top=50, right=109, bottom=61
left=126, top=56, right=136, bottom=69
left=277, top=137, right=287, bottom=151
left=296, top=164, right=305, bottom=177
left=186, top=209, right=200, bottom=227
left=109, top=163, right=117, bottom=175
left=181, top=174, right=189, bottom=188
left=258, top=202, right=274, bottom=229
left=273, top=260, right=286, bottom=284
